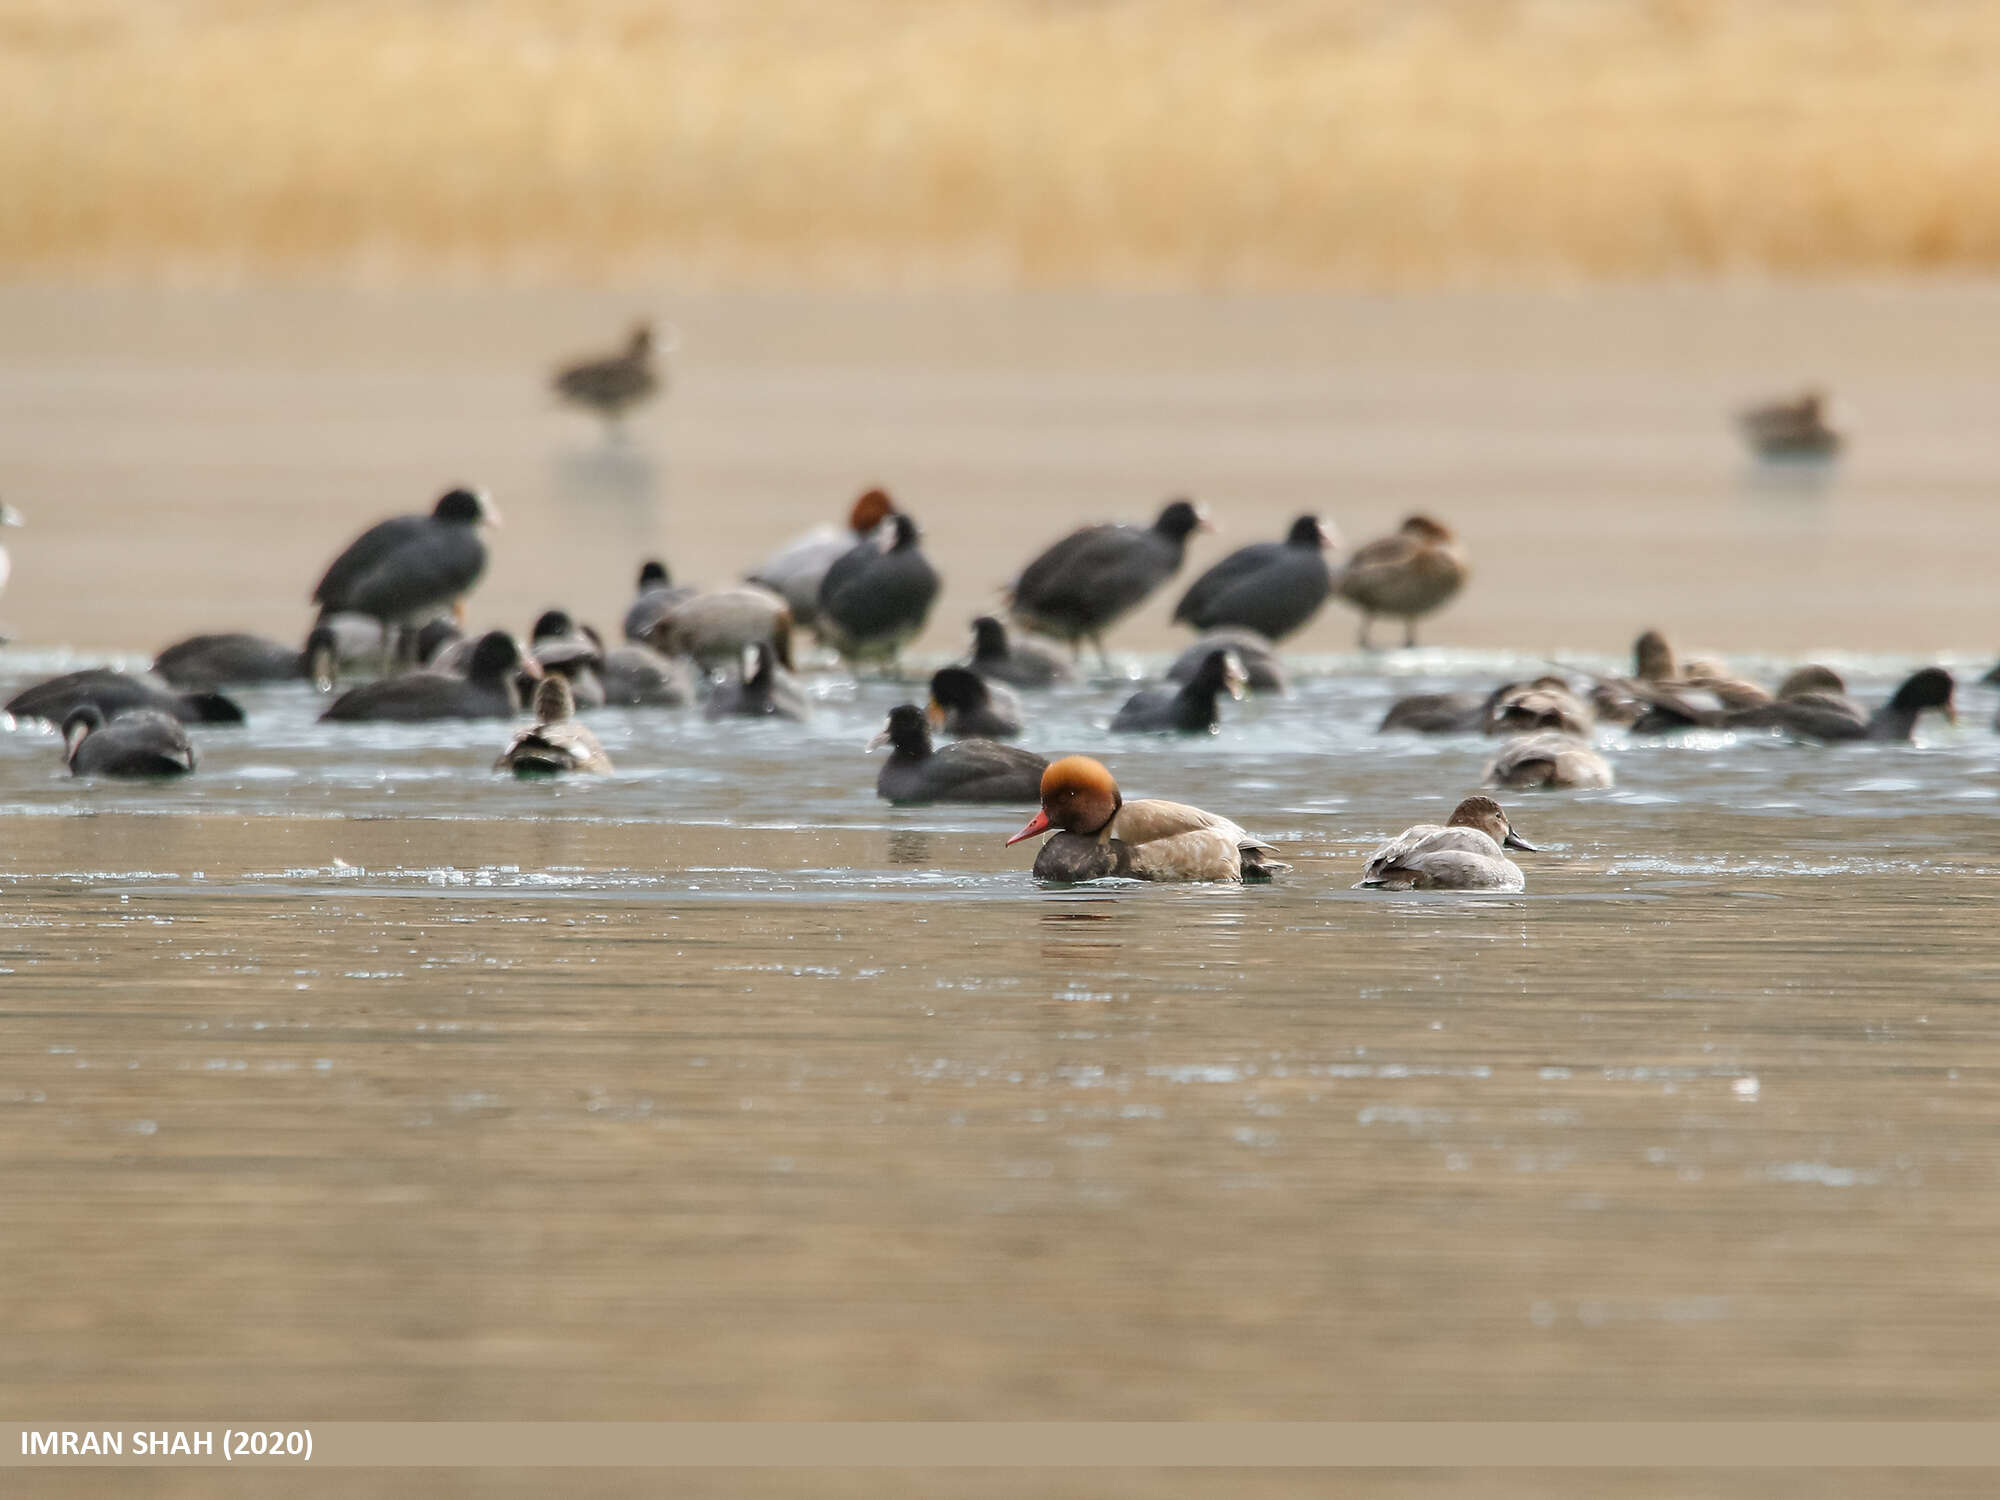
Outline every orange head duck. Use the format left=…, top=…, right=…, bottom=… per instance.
left=1007, top=756, right=1286, bottom=884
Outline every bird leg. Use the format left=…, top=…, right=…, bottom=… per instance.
left=1403, top=618, right=1418, bottom=649
left=1357, top=615, right=1375, bottom=651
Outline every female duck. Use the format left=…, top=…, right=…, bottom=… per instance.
left=1006, top=755, right=1287, bottom=883
left=1356, top=796, right=1538, bottom=892
left=495, top=676, right=612, bottom=777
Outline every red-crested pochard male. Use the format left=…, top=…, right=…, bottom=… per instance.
left=1006, top=755, right=1287, bottom=883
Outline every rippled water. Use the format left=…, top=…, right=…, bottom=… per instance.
left=4, top=290, right=2000, bottom=1467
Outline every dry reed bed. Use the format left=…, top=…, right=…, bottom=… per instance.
left=2, top=0, right=1999, bottom=284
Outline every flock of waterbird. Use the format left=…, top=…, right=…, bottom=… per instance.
left=0, top=327, right=1977, bottom=892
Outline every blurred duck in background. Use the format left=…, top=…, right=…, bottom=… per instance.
left=1737, top=388, right=1843, bottom=460
left=553, top=322, right=661, bottom=434
left=1333, top=514, right=1467, bottom=649
left=748, top=488, right=898, bottom=633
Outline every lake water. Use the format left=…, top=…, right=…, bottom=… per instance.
left=3, top=285, right=1999, bottom=1497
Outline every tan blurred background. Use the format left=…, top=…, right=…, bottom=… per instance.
left=3, top=0, right=1998, bottom=288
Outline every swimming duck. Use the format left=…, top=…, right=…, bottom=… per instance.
left=61, top=706, right=196, bottom=779
left=816, top=513, right=941, bottom=667
left=621, top=560, right=699, bottom=644
left=1172, top=514, right=1337, bottom=642
left=1166, top=629, right=1288, bottom=695
left=869, top=704, right=1049, bottom=805
left=495, top=676, right=612, bottom=776
left=312, top=487, right=498, bottom=665
left=320, top=631, right=537, bottom=722
left=553, top=323, right=660, bottom=431
left=1111, top=647, right=1246, bottom=734
left=966, top=615, right=1075, bottom=688
left=748, top=488, right=898, bottom=631
left=1726, top=666, right=1954, bottom=743
left=1483, top=732, right=1614, bottom=791
left=1333, top=515, right=1467, bottom=649
left=645, top=586, right=795, bottom=673
left=1737, top=389, right=1842, bottom=460
left=1379, top=684, right=1505, bottom=735
left=528, top=609, right=607, bottom=708
left=1007, top=498, right=1210, bottom=662
left=152, top=625, right=340, bottom=692
left=928, top=666, right=1023, bottom=740
left=1006, top=755, right=1287, bottom=883
left=1356, top=796, right=1538, bottom=892
left=7, top=669, right=244, bottom=727
left=1486, top=679, right=1595, bottom=737
left=703, top=642, right=810, bottom=722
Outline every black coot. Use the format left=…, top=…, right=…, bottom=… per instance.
left=816, top=513, right=941, bottom=666
left=1110, top=648, right=1246, bottom=734
left=1007, top=498, right=1209, bottom=660
left=62, top=706, right=196, bottom=778
left=1165, top=629, right=1287, bottom=695
left=928, top=666, right=1023, bottom=740
left=153, top=625, right=340, bottom=691
left=320, top=631, right=535, bottom=722
left=1172, top=514, right=1334, bottom=641
left=869, top=705, right=1048, bottom=805
left=967, top=615, right=1074, bottom=688
left=311, top=487, right=498, bottom=662
left=7, top=669, right=243, bottom=726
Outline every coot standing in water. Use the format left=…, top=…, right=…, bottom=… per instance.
left=816, top=513, right=941, bottom=669
left=1172, top=514, right=1336, bottom=641
left=311, top=487, right=499, bottom=667
left=1007, top=498, right=1209, bottom=663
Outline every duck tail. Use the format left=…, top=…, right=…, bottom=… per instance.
left=1240, top=846, right=1289, bottom=881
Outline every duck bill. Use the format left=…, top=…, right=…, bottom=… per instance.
left=1006, top=809, right=1052, bottom=846
left=1502, top=828, right=1539, bottom=852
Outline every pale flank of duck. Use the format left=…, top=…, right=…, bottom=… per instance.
left=646, top=586, right=795, bottom=673
left=495, top=676, right=612, bottom=777
left=1483, top=732, right=1614, bottom=791
left=1356, top=796, right=1536, bottom=892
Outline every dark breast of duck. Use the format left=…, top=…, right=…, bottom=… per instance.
left=1031, top=832, right=1129, bottom=882
left=7, top=668, right=244, bottom=726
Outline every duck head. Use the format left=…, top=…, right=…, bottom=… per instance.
left=1446, top=795, right=1537, bottom=851
left=849, top=488, right=897, bottom=536
left=970, top=615, right=1009, bottom=658
left=926, top=666, right=991, bottom=728
left=1890, top=666, right=1956, bottom=725
left=1400, top=514, right=1454, bottom=544
left=531, top=608, right=576, bottom=644
left=1633, top=630, right=1677, bottom=681
left=868, top=704, right=931, bottom=756
left=1287, top=513, right=1338, bottom=550
left=1154, top=498, right=1213, bottom=540
left=1008, top=755, right=1122, bottom=845
left=434, top=487, right=501, bottom=527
